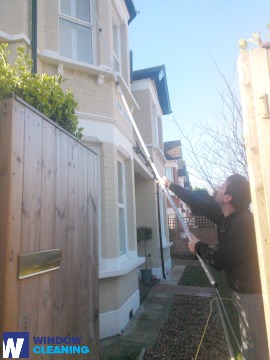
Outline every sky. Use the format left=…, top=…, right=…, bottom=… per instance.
left=129, top=1, right=270, bottom=187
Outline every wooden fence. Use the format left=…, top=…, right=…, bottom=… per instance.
left=0, top=97, right=99, bottom=359
left=238, top=47, right=270, bottom=354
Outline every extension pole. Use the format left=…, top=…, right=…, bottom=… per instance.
left=31, top=0, right=37, bottom=74
left=117, top=81, right=216, bottom=287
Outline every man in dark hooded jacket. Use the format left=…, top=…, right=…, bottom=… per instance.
left=161, top=174, right=269, bottom=360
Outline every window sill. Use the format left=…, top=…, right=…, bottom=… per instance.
left=99, top=257, right=145, bottom=279
left=39, top=49, right=110, bottom=76
left=38, top=49, right=139, bottom=111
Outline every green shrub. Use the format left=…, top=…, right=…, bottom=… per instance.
left=137, top=226, right=153, bottom=269
left=0, top=43, right=83, bottom=138
left=137, top=226, right=152, bottom=242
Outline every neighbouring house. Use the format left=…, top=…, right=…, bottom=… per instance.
left=132, top=66, right=173, bottom=279
left=0, top=0, right=173, bottom=339
left=164, top=140, right=191, bottom=225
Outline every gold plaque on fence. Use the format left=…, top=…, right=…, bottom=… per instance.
left=18, top=249, right=61, bottom=279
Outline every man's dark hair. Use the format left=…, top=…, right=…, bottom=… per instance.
left=225, top=174, right=251, bottom=211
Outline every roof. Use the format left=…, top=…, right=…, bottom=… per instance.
left=133, top=65, right=172, bottom=115
left=124, top=0, right=137, bottom=24
left=164, top=140, right=181, bottom=160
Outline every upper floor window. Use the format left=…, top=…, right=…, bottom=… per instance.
left=112, top=15, right=121, bottom=72
left=59, top=0, right=94, bottom=63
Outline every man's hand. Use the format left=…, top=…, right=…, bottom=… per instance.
left=159, top=176, right=172, bottom=188
left=188, top=234, right=200, bottom=254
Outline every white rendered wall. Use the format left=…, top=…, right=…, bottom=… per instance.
left=99, top=289, right=140, bottom=339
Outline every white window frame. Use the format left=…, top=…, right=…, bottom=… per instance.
left=59, top=0, right=94, bottom=64
left=118, top=159, right=128, bottom=256
left=152, top=104, right=163, bottom=150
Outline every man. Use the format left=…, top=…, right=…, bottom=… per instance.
left=161, top=174, right=269, bottom=360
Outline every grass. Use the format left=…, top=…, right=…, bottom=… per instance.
left=179, top=264, right=243, bottom=360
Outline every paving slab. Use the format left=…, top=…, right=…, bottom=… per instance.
left=160, top=265, right=186, bottom=285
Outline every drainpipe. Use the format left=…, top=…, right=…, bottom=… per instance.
left=31, top=0, right=37, bottom=73
left=157, top=183, right=166, bottom=279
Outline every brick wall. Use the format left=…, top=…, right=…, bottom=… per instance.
left=169, top=216, right=218, bottom=257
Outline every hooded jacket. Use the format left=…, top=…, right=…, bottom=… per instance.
left=170, top=183, right=261, bottom=294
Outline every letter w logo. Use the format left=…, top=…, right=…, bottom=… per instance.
left=3, top=332, right=29, bottom=358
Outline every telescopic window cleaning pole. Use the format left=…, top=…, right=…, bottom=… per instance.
left=116, top=80, right=217, bottom=287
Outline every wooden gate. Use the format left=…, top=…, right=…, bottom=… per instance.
left=0, top=97, right=99, bottom=359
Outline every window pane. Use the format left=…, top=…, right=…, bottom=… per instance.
left=61, top=0, right=71, bottom=16
left=61, top=0, right=91, bottom=22
left=77, top=24, right=92, bottom=63
left=119, top=208, right=126, bottom=255
left=114, top=57, right=120, bottom=72
left=113, top=23, right=119, bottom=57
left=59, top=19, right=73, bottom=59
left=113, top=20, right=120, bottom=71
left=76, top=0, right=91, bottom=22
left=166, top=167, right=174, bottom=182
left=118, top=161, right=124, bottom=204
left=60, top=19, right=92, bottom=63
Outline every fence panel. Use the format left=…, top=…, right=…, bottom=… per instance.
left=0, top=97, right=99, bottom=359
left=238, top=48, right=270, bottom=353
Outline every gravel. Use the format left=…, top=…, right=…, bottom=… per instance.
left=143, top=294, right=229, bottom=360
